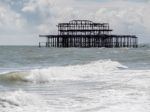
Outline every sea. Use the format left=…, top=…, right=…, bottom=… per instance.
left=0, top=46, right=150, bottom=112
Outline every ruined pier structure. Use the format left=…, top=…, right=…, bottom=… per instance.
left=39, top=20, right=138, bottom=48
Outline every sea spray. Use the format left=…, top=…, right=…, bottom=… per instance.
left=0, top=60, right=127, bottom=83
left=25, top=60, right=127, bottom=83
left=0, top=90, right=53, bottom=112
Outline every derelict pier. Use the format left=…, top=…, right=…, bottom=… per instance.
left=39, top=20, right=138, bottom=48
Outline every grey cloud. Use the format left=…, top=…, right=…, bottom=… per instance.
left=76, top=0, right=150, bottom=2
left=0, top=0, right=150, bottom=45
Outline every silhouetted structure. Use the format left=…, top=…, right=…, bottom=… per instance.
left=39, top=20, right=138, bottom=48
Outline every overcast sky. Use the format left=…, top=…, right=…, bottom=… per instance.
left=0, top=0, right=150, bottom=45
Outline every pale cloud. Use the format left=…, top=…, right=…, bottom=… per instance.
left=22, top=0, right=150, bottom=42
left=0, top=3, right=26, bottom=29
left=0, top=0, right=150, bottom=45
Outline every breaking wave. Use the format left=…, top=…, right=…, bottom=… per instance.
left=0, top=90, right=52, bottom=112
left=0, top=60, right=127, bottom=83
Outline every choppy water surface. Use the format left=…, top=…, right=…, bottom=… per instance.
left=0, top=46, right=150, bottom=112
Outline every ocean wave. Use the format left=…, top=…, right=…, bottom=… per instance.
left=0, top=71, right=29, bottom=81
left=0, top=90, right=52, bottom=112
left=139, top=44, right=150, bottom=48
left=0, top=60, right=127, bottom=83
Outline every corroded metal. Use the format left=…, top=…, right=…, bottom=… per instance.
left=39, top=20, right=138, bottom=48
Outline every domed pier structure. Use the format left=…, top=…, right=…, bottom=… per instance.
left=39, top=20, right=138, bottom=48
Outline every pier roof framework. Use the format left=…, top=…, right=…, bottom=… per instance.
left=39, top=20, right=138, bottom=48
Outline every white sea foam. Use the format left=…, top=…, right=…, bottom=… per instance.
left=24, top=60, right=127, bottom=83
left=0, top=60, right=127, bottom=83
left=0, top=60, right=150, bottom=112
left=0, top=90, right=54, bottom=112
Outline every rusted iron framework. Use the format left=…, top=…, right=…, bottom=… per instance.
left=39, top=20, right=138, bottom=48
